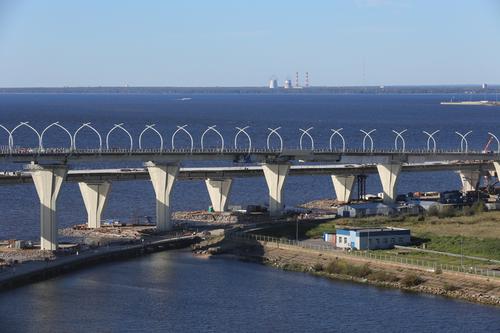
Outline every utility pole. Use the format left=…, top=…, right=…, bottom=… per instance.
left=295, top=217, right=299, bottom=242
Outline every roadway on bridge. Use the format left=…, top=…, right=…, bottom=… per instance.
left=0, top=161, right=489, bottom=185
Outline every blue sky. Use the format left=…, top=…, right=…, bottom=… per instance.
left=0, top=0, right=499, bottom=87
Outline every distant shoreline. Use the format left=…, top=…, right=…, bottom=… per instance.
left=0, top=85, right=499, bottom=95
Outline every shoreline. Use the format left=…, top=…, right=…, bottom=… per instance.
left=0, top=235, right=199, bottom=291
left=201, top=236, right=500, bottom=307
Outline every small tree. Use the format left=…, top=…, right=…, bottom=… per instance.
left=401, top=273, right=425, bottom=287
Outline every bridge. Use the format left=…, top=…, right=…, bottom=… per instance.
left=0, top=160, right=494, bottom=251
left=1, top=122, right=499, bottom=250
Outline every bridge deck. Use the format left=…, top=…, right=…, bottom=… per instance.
left=0, top=161, right=489, bottom=185
left=1, top=148, right=499, bottom=163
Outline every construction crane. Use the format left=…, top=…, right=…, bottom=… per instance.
left=483, top=135, right=494, bottom=153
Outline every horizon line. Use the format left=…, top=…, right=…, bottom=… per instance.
left=0, top=83, right=498, bottom=90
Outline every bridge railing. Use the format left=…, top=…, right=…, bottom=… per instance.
left=228, top=232, right=500, bottom=279
left=0, top=146, right=498, bottom=157
left=2, top=122, right=496, bottom=154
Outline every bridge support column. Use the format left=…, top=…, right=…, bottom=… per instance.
left=377, top=163, right=401, bottom=204
left=263, top=163, right=290, bottom=216
left=494, top=162, right=500, bottom=181
left=28, top=164, right=67, bottom=251
left=78, top=181, right=111, bottom=229
left=458, top=169, right=481, bottom=192
left=331, top=175, right=356, bottom=203
left=205, top=178, right=233, bottom=212
left=146, top=162, right=179, bottom=232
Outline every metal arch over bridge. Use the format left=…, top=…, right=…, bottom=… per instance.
left=0, top=121, right=500, bottom=163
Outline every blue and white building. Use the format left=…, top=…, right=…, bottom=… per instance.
left=337, top=202, right=422, bottom=218
left=335, top=227, right=411, bottom=250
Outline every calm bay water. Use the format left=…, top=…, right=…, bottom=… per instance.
left=0, top=93, right=496, bottom=239
left=0, top=93, right=499, bottom=332
left=1, top=250, right=499, bottom=333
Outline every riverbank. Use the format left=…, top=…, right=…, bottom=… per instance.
left=0, top=234, right=199, bottom=291
left=198, top=235, right=500, bottom=307
left=0, top=211, right=292, bottom=291
left=258, top=206, right=500, bottom=265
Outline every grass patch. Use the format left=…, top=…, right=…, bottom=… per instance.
left=255, top=221, right=326, bottom=239
left=305, top=210, right=500, bottom=240
left=419, top=234, right=500, bottom=261
left=305, top=221, right=337, bottom=238
left=379, top=248, right=492, bottom=267
left=301, top=210, right=500, bottom=262
left=367, top=271, right=399, bottom=282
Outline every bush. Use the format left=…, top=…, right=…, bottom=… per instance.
left=282, top=262, right=304, bottom=272
left=401, top=273, right=425, bottom=287
left=472, top=201, right=486, bottom=214
left=312, top=262, right=324, bottom=272
left=345, top=263, right=372, bottom=278
left=438, top=206, right=456, bottom=218
left=324, top=260, right=372, bottom=278
left=427, top=206, right=439, bottom=217
left=368, top=271, right=399, bottom=282
left=443, top=283, right=460, bottom=292
left=462, top=206, right=474, bottom=216
left=434, top=267, right=443, bottom=275
left=325, top=259, right=347, bottom=274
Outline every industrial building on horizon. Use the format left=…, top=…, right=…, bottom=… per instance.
left=269, top=72, right=309, bottom=89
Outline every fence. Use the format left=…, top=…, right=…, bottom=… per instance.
left=228, top=232, right=500, bottom=279
left=394, top=245, right=500, bottom=264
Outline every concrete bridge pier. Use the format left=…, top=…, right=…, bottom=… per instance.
left=205, top=178, right=233, bottom=212
left=458, top=169, right=481, bottom=192
left=27, top=164, right=68, bottom=251
left=78, top=181, right=112, bottom=228
left=331, top=175, right=356, bottom=203
left=494, top=162, right=500, bottom=181
left=262, top=163, right=290, bottom=216
left=146, top=162, right=179, bottom=232
left=377, top=163, right=401, bottom=204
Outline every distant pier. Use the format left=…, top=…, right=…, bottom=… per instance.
left=440, top=100, right=500, bottom=106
